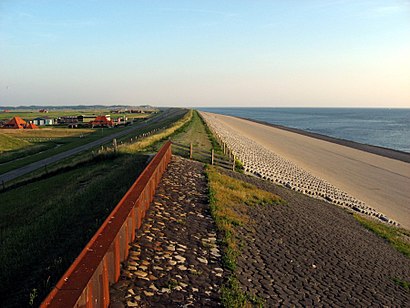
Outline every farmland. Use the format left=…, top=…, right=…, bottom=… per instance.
left=0, top=110, right=156, bottom=175
left=0, top=108, right=154, bottom=122
left=0, top=108, right=191, bottom=307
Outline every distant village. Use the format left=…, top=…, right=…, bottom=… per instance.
left=0, top=107, right=157, bottom=130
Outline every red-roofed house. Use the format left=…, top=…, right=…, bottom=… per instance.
left=90, top=115, right=114, bottom=128
left=25, top=122, right=39, bottom=129
left=1, top=116, right=27, bottom=129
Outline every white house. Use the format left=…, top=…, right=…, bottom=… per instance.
left=32, top=117, right=54, bottom=126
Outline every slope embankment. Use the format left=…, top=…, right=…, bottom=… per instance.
left=111, top=156, right=409, bottom=306
left=201, top=112, right=410, bottom=229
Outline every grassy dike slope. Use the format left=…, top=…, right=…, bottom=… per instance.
left=0, top=110, right=192, bottom=308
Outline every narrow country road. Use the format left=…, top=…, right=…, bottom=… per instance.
left=0, top=108, right=185, bottom=183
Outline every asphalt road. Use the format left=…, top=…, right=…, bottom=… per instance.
left=0, top=108, right=185, bottom=184
left=210, top=113, right=410, bottom=229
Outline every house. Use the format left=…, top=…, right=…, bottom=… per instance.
left=1, top=116, right=27, bottom=129
left=25, top=122, right=39, bottom=129
left=90, top=115, right=114, bottom=128
left=130, top=109, right=145, bottom=114
left=77, top=115, right=97, bottom=123
left=32, top=116, right=54, bottom=126
left=113, top=116, right=127, bottom=125
left=58, top=116, right=78, bottom=124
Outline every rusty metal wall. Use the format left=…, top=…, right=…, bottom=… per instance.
left=40, top=141, right=172, bottom=308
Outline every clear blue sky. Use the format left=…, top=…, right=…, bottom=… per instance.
left=0, top=0, right=409, bottom=107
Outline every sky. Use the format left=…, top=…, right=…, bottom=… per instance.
left=0, top=0, right=409, bottom=108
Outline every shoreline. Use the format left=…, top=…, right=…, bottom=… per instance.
left=201, top=112, right=410, bottom=228
left=237, top=116, right=410, bottom=164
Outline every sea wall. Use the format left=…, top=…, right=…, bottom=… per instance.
left=200, top=112, right=398, bottom=226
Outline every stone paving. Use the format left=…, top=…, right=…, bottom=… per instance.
left=109, top=153, right=409, bottom=307
left=110, top=156, right=223, bottom=307
left=222, top=169, right=410, bottom=307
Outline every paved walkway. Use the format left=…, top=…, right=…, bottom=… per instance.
left=110, top=156, right=223, bottom=307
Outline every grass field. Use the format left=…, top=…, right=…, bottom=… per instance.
left=0, top=110, right=154, bottom=122
left=1, top=109, right=189, bottom=190
left=171, top=110, right=212, bottom=151
left=0, top=110, right=100, bottom=121
left=0, top=108, right=154, bottom=166
left=0, top=133, right=31, bottom=152
left=120, top=109, right=193, bottom=154
left=170, top=110, right=213, bottom=160
left=0, top=128, right=94, bottom=155
left=0, top=153, right=148, bottom=307
left=0, top=122, right=148, bottom=174
left=0, top=108, right=189, bottom=308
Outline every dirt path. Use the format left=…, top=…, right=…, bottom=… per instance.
left=222, top=170, right=410, bottom=307
left=0, top=108, right=183, bottom=183
left=110, top=156, right=223, bottom=307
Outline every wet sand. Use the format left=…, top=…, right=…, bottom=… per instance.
left=205, top=112, right=410, bottom=229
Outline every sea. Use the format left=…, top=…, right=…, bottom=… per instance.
left=199, top=108, right=410, bottom=153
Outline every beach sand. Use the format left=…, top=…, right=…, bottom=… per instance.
left=207, top=113, right=410, bottom=229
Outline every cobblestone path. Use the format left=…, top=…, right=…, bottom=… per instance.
left=223, top=170, right=410, bottom=307
left=110, top=156, right=223, bottom=307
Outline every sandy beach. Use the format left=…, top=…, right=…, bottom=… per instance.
left=203, top=112, right=410, bottom=229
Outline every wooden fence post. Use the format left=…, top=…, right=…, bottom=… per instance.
left=113, top=139, right=118, bottom=152
left=211, top=149, right=214, bottom=165
left=232, top=154, right=236, bottom=171
left=190, top=143, right=193, bottom=159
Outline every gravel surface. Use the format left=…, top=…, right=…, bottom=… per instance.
left=110, top=156, right=223, bottom=307
left=221, top=169, right=410, bottom=307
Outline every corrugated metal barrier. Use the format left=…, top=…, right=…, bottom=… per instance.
left=40, top=141, right=172, bottom=308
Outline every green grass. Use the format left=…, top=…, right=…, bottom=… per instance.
left=393, top=278, right=410, bottom=291
left=170, top=110, right=213, bottom=161
left=206, top=166, right=283, bottom=307
left=0, top=111, right=158, bottom=173
left=0, top=127, right=130, bottom=174
left=354, top=214, right=410, bottom=258
left=119, top=109, right=192, bottom=154
left=0, top=110, right=95, bottom=121
left=0, top=153, right=148, bottom=307
left=198, top=112, right=224, bottom=154
left=1, top=109, right=189, bottom=190
left=0, top=133, right=31, bottom=152
left=0, top=128, right=94, bottom=166
left=0, top=109, right=189, bottom=307
left=0, top=110, right=155, bottom=122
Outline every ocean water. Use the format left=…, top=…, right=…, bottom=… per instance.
left=199, top=108, right=410, bottom=153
